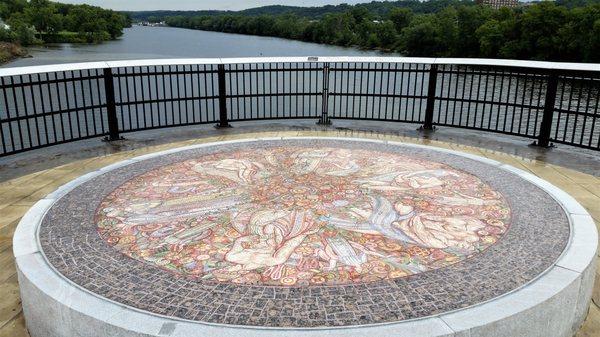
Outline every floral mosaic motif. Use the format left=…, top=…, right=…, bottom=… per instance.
left=96, top=146, right=511, bottom=286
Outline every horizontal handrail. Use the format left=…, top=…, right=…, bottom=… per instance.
left=1, top=57, right=599, bottom=77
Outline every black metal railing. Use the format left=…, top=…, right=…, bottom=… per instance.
left=0, top=57, right=598, bottom=156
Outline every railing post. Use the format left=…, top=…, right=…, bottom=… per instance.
left=421, top=64, right=438, bottom=131
left=215, top=64, right=231, bottom=128
left=318, top=62, right=331, bottom=125
left=534, top=70, right=558, bottom=148
left=102, top=68, right=121, bottom=141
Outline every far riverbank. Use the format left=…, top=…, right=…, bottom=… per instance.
left=4, top=26, right=385, bottom=67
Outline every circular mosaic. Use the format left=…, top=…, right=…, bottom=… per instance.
left=38, top=138, right=570, bottom=327
left=96, top=147, right=510, bottom=286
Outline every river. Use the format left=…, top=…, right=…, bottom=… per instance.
left=4, top=25, right=385, bottom=67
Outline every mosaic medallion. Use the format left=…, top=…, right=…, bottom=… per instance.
left=96, top=147, right=510, bottom=286
left=38, top=139, right=570, bottom=327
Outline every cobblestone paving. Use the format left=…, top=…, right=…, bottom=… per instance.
left=38, top=138, right=570, bottom=327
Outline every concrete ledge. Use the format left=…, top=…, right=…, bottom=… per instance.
left=13, top=137, right=598, bottom=337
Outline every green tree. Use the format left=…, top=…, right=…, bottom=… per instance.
left=388, top=8, right=414, bottom=32
left=1, top=0, right=128, bottom=45
left=452, top=5, right=493, bottom=57
left=64, top=5, right=111, bottom=42
left=514, top=2, right=569, bottom=60
left=374, top=21, right=398, bottom=49
left=555, top=4, right=600, bottom=62
left=104, top=12, right=128, bottom=39
left=399, top=8, right=459, bottom=57
left=397, top=14, right=440, bottom=55
left=23, top=0, right=62, bottom=34
left=0, top=0, right=27, bottom=19
left=350, top=6, right=371, bottom=23
left=6, top=13, right=39, bottom=45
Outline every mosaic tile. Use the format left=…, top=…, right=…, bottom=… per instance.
left=38, top=139, right=570, bottom=327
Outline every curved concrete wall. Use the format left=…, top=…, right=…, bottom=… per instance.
left=13, top=137, right=598, bottom=337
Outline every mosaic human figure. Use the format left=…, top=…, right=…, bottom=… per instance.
left=224, top=210, right=318, bottom=271
left=329, top=195, right=488, bottom=251
left=193, top=158, right=267, bottom=184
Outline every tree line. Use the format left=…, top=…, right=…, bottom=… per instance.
left=132, top=0, right=475, bottom=23
left=166, top=1, right=600, bottom=63
left=0, top=0, right=131, bottom=45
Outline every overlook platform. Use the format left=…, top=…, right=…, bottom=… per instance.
left=0, top=57, right=598, bottom=337
left=0, top=123, right=596, bottom=337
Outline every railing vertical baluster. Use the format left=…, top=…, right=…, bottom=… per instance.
left=535, top=70, right=558, bottom=147
left=0, top=59, right=599, bottom=156
left=215, top=64, right=231, bottom=128
left=422, top=64, right=438, bottom=130
left=102, top=68, right=120, bottom=141
left=318, top=62, right=331, bottom=125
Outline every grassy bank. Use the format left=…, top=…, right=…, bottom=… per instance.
left=0, top=42, right=27, bottom=65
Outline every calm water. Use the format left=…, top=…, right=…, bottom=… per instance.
left=4, top=25, right=385, bottom=67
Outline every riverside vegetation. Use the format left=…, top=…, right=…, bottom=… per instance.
left=0, top=0, right=130, bottom=46
left=0, top=0, right=598, bottom=64
left=163, top=0, right=600, bottom=63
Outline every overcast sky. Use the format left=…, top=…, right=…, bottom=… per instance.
left=55, top=1, right=370, bottom=11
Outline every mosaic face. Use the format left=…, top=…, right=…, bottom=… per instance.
left=96, top=146, right=511, bottom=286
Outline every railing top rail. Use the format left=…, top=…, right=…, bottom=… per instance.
left=0, top=56, right=598, bottom=77
left=432, top=58, right=600, bottom=72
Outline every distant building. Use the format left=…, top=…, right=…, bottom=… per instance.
left=137, top=21, right=166, bottom=27
left=476, top=0, right=519, bottom=9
